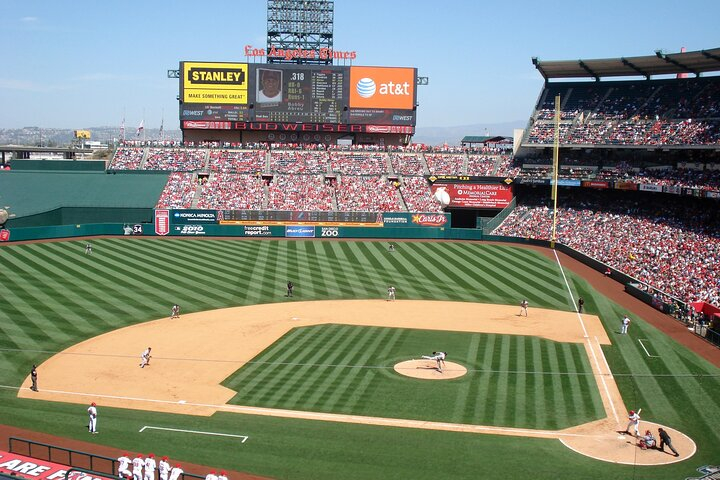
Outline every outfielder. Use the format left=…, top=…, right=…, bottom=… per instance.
left=158, top=457, right=171, bottom=480
left=117, top=453, right=132, bottom=480
left=625, top=409, right=641, bottom=436
left=87, top=402, right=98, bottom=433
left=170, top=304, right=180, bottom=319
left=144, top=453, right=156, bottom=480
left=132, top=454, right=144, bottom=480
left=422, top=351, right=447, bottom=373
left=621, top=315, right=631, bottom=334
left=387, top=286, right=396, bottom=301
left=140, top=347, right=152, bottom=368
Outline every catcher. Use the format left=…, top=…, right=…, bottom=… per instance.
left=639, top=430, right=656, bottom=450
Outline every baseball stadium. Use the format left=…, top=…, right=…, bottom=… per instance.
left=1, top=3, right=720, bottom=480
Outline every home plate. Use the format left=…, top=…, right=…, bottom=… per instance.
left=291, top=317, right=300, bottom=321
left=178, top=400, right=186, bottom=404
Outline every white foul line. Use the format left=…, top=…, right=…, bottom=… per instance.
left=139, top=425, right=248, bottom=442
left=638, top=339, right=660, bottom=358
left=553, top=249, right=618, bottom=423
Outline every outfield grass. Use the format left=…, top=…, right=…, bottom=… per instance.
left=1, top=238, right=719, bottom=480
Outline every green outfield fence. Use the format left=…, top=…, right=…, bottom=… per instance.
left=8, top=438, right=204, bottom=480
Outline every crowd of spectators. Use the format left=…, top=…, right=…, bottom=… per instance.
left=492, top=190, right=720, bottom=306
left=466, top=155, right=499, bottom=176
left=526, top=77, right=720, bottom=147
left=208, top=150, right=266, bottom=173
left=399, top=176, right=443, bottom=212
left=267, top=174, right=334, bottom=211
left=108, top=148, right=145, bottom=170
left=144, top=148, right=207, bottom=171
left=334, top=176, right=403, bottom=212
left=195, top=173, right=264, bottom=210
left=155, top=173, right=197, bottom=209
left=330, top=153, right=387, bottom=175
left=389, top=153, right=426, bottom=175
left=269, top=151, right=329, bottom=174
left=424, top=153, right=465, bottom=175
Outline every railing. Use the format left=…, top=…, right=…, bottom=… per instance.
left=8, top=438, right=203, bottom=480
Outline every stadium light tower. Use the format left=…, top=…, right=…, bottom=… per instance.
left=267, top=0, right=334, bottom=65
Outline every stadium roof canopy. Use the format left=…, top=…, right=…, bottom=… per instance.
left=460, top=135, right=508, bottom=145
left=532, top=47, right=720, bottom=81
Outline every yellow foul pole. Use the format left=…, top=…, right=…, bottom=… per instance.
left=550, top=94, right=560, bottom=249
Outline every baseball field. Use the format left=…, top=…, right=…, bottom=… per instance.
left=1, top=238, right=719, bottom=480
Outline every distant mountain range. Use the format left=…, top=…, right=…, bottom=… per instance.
left=412, top=120, right=526, bottom=146
left=0, top=121, right=526, bottom=147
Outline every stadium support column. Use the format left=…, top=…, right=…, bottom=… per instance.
left=550, top=94, right=560, bottom=249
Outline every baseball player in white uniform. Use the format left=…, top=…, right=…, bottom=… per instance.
left=117, top=453, right=132, bottom=480
left=422, top=351, right=447, bottom=372
left=132, top=454, right=144, bottom=480
left=217, top=471, right=228, bottom=480
left=87, top=402, right=98, bottom=433
left=158, top=457, right=171, bottom=480
left=621, top=315, right=631, bottom=334
left=625, top=409, right=641, bottom=436
left=144, top=453, right=156, bottom=480
left=205, top=471, right=218, bottom=480
left=169, top=465, right=183, bottom=480
left=140, top=347, right=152, bottom=368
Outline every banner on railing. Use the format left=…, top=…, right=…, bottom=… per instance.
left=0, top=450, right=114, bottom=480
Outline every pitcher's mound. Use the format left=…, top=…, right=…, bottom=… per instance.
left=394, top=360, right=467, bottom=379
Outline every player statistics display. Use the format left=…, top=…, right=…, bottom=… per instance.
left=219, top=210, right=382, bottom=225
left=253, top=65, right=347, bottom=124
left=430, top=183, right=513, bottom=208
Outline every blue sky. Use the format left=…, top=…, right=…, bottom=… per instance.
left=1, top=0, right=717, bottom=131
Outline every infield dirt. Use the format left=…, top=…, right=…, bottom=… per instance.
left=19, top=299, right=694, bottom=465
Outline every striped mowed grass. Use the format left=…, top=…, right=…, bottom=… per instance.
left=1, top=238, right=719, bottom=480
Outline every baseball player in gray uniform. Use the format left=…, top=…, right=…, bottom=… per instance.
left=140, top=347, right=152, bottom=368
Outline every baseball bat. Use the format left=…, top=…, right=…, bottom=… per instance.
left=637, top=408, right=642, bottom=415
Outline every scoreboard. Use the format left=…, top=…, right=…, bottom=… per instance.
left=254, top=66, right=346, bottom=123
left=219, top=210, right=381, bottom=225
left=179, top=62, right=416, bottom=128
